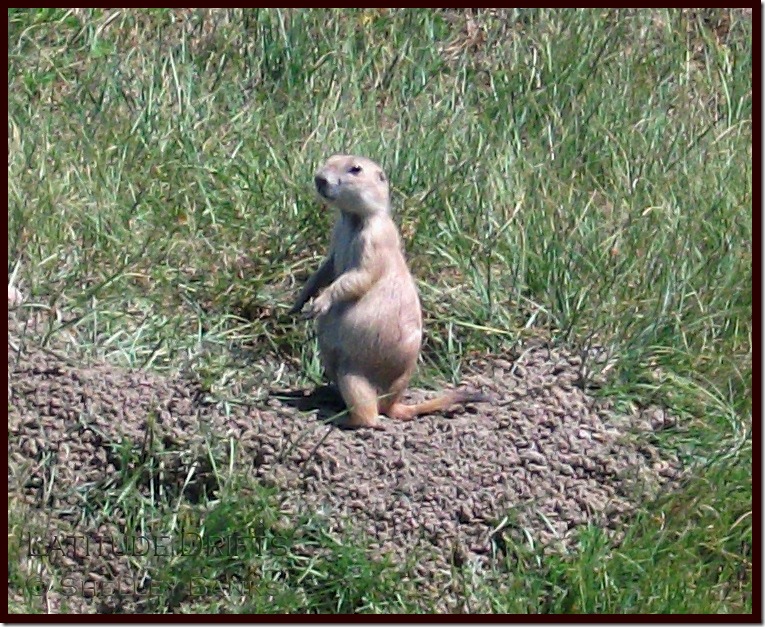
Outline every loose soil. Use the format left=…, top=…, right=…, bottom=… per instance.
left=8, top=310, right=682, bottom=613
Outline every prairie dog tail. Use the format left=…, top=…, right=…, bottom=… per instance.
left=387, top=389, right=491, bottom=422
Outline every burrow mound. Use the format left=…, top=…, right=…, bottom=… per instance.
left=8, top=312, right=682, bottom=613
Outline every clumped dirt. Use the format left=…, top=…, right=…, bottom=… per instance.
left=8, top=311, right=682, bottom=613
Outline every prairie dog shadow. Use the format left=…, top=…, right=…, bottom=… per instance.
left=270, top=385, right=348, bottom=425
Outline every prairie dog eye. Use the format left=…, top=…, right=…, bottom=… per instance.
left=348, top=165, right=363, bottom=175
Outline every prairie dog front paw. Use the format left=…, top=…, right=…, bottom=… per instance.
left=305, top=292, right=332, bottom=318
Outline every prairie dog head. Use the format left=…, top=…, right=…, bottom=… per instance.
left=314, top=155, right=390, bottom=217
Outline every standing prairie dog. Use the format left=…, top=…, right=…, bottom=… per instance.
left=290, top=154, right=485, bottom=429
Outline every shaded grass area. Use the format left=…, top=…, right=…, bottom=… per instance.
left=8, top=8, right=752, bottom=614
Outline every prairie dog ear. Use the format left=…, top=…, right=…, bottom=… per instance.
left=378, top=169, right=387, bottom=183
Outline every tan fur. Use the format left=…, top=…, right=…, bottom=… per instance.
left=290, top=155, right=485, bottom=429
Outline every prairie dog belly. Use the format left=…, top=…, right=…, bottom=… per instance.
left=316, top=273, right=422, bottom=388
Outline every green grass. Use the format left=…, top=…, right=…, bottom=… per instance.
left=8, top=8, right=752, bottom=614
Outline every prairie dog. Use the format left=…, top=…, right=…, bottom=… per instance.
left=290, top=154, right=484, bottom=429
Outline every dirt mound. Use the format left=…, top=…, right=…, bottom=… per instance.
left=8, top=312, right=682, bottom=613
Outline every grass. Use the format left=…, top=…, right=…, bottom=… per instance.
left=7, top=8, right=752, bottom=615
